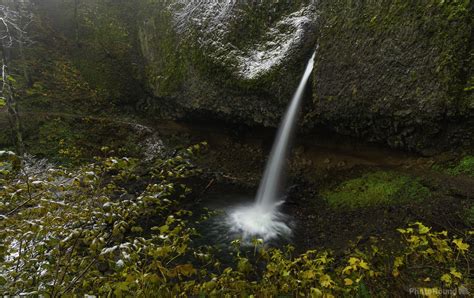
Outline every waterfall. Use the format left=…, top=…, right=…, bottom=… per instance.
left=256, top=51, right=316, bottom=208
left=228, top=52, right=316, bottom=241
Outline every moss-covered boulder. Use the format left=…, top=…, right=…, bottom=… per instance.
left=309, top=0, right=473, bottom=152
left=138, top=0, right=317, bottom=126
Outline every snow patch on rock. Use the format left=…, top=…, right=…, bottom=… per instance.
left=171, top=0, right=236, bottom=34
left=235, top=7, right=314, bottom=79
left=129, top=123, right=164, bottom=161
left=169, top=2, right=316, bottom=80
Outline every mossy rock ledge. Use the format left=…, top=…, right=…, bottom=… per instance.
left=137, top=0, right=473, bottom=153
left=138, top=1, right=317, bottom=126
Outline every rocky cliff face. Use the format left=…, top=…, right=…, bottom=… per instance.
left=309, top=0, right=473, bottom=152
left=138, top=0, right=472, bottom=152
left=138, top=0, right=317, bottom=126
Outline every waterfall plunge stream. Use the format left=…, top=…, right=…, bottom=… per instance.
left=228, top=52, right=316, bottom=241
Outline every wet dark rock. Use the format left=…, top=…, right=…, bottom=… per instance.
left=133, top=0, right=472, bottom=153
left=308, top=0, right=473, bottom=152
left=139, top=1, right=318, bottom=127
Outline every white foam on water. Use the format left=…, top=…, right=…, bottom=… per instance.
left=227, top=201, right=291, bottom=242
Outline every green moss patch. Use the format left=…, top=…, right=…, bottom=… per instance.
left=323, top=171, right=430, bottom=210
left=448, top=156, right=474, bottom=177
left=432, top=155, right=474, bottom=178
left=464, top=206, right=474, bottom=226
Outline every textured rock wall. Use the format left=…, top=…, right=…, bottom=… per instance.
left=309, top=0, right=473, bottom=152
left=138, top=0, right=318, bottom=126
left=139, top=0, right=472, bottom=152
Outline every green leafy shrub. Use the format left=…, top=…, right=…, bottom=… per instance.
left=392, top=222, right=471, bottom=293
left=322, top=171, right=430, bottom=209
left=0, top=144, right=204, bottom=296
left=0, top=151, right=471, bottom=296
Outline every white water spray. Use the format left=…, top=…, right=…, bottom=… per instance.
left=229, top=52, right=316, bottom=241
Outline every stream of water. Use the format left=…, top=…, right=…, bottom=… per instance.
left=228, top=52, right=316, bottom=241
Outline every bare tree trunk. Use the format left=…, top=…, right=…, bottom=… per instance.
left=4, top=83, right=25, bottom=156
left=18, top=41, right=31, bottom=87
left=17, top=3, right=32, bottom=87
left=74, top=0, right=80, bottom=47
left=1, top=45, right=25, bottom=156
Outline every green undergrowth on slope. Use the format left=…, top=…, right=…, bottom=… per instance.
left=448, top=156, right=474, bottom=177
left=432, top=155, right=474, bottom=178
left=322, top=171, right=430, bottom=209
left=0, top=149, right=471, bottom=296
